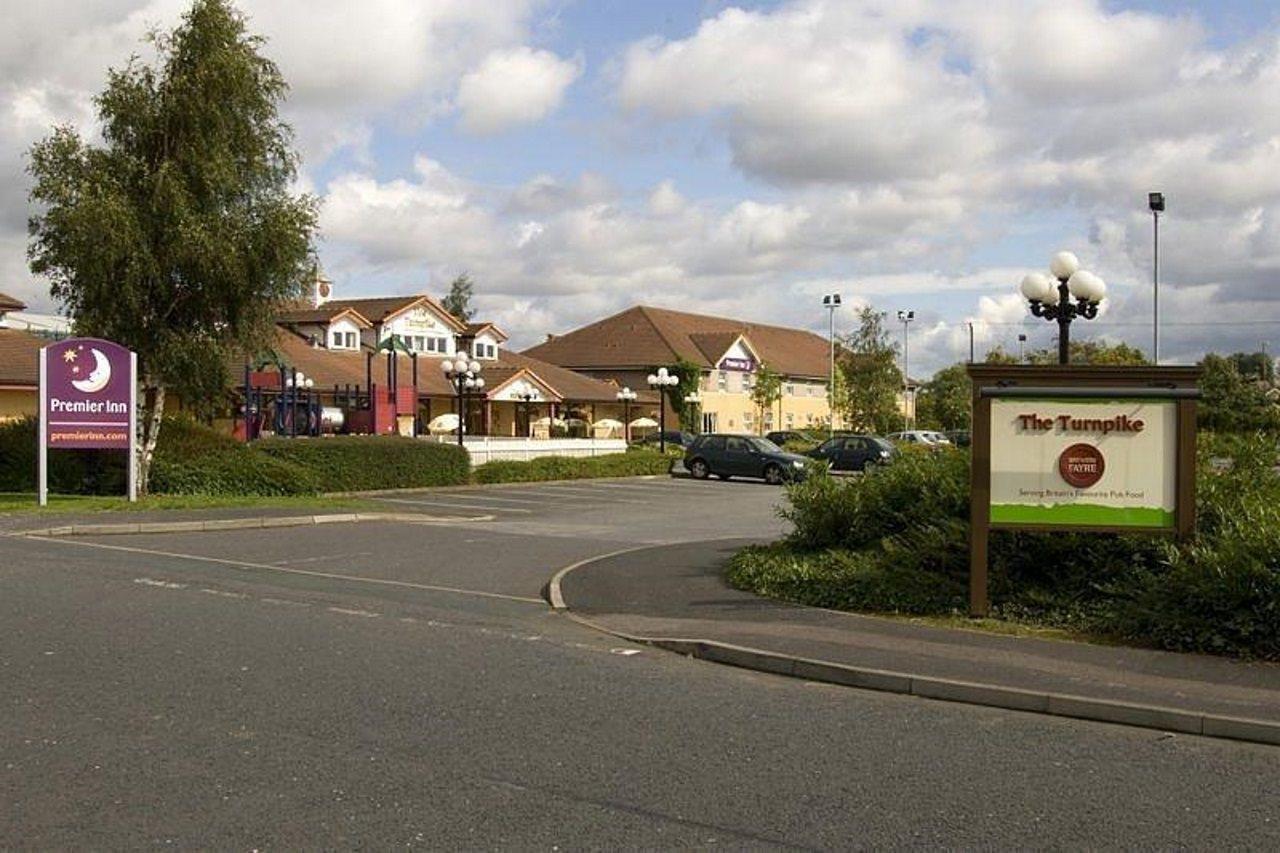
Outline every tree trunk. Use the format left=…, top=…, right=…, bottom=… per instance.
left=137, top=379, right=166, bottom=496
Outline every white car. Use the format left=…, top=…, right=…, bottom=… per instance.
left=887, top=430, right=953, bottom=447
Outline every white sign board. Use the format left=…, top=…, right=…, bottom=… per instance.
left=989, top=397, right=1176, bottom=528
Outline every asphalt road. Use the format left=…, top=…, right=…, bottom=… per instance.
left=3, top=476, right=1279, bottom=848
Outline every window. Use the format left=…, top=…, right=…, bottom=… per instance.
left=784, top=384, right=794, bottom=396
left=331, top=331, right=343, bottom=348
left=726, top=437, right=750, bottom=453
left=473, top=342, right=497, bottom=359
left=344, top=332, right=357, bottom=349
left=701, top=435, right=726, bottom=451
left=717, top=372, right=727, bottom=392
left=702, top=412, right=718, bottom=433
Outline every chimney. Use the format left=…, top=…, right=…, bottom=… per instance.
left=312, top=268, right=333, bottom=308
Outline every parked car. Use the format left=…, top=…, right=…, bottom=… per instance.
left=684, top=434, right=810, bottom=484
left=945, top=430, right=971, bottom=448
left=886, top=430, right=953, bottom=447
left=807, top=434, right=896, bottom=472
left=765, top=430, right=812, bottom=447
left=633, top=429, right=695, bottom=449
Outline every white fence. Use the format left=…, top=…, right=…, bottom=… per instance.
left=428, top=436, right=629, bottom=466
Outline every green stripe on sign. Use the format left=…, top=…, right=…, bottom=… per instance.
left=990, top=503, right=1175, bottom=528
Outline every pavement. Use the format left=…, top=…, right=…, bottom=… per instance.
left=553, top=538, right=1280, bottom=743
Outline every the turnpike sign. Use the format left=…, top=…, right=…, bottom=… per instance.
left=990, top=399, right=1176, bottom=529
left=965, top=364, right=1200, bottom=616
left=38, top=337, right=137, bottom=504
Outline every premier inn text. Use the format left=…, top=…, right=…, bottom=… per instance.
left=50, top=398, right=128, bottom=414
left=1017, top=413, right=1145, bottom=434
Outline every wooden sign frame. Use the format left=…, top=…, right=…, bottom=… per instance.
left=967, top=365, right=1201, bottom=617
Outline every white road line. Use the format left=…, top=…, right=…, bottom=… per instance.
left=28, top=536, right=546, bottom=605
left=373, top=497, right=534, bottom=514
left=513, top=485, right=649, bottom=503
left=402, top=492, right=553, bottom=506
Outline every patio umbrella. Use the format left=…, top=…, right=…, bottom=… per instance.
left=629, top=417, right=659, bottom=428
left=592, top=418, right=624, bottom=429
left=533, top=416, right=568, bottom=426
left=428, top=413, right=459, bottom=433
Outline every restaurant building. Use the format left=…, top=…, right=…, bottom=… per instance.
left=0, top=293, right=46, bottom=423
left=523, top=305, right=840, bottom=434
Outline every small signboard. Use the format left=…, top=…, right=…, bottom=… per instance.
left=718, top=357, right=755, bottom=372
left=967, top=365, right=1200, bottom=616
left=39, top=337, right=137, bottom=505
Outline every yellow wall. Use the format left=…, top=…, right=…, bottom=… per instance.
left=0, top=387, right=35, bottom=423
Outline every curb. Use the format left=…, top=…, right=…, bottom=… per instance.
left=14, top=511, right=492, bottom=538
left=548, top=549, right=1280, bottom=748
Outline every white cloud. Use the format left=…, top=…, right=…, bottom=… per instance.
left=456, top=46, right=581, bottom=134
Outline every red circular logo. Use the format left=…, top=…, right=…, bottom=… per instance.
left=1059, top=443, right=1105, bottom=488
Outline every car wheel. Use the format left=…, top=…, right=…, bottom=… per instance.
left=763, top=464, right=785, bottom=485
left=689, top=459, right=710, bottom=480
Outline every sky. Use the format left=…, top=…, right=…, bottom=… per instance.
left=3, top=0, right=1280, bottom=376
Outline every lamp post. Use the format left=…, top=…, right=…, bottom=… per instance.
left=1019, top=251, right=1107, bottom=365
left=1018, top=333, right=1027, bottom=364
left=822, top=293, right=841, bottom=438
left=684, top=391, right=702, bottom=435
left=897, top=310, right=914, bottom=432
left=1149, top=191, right=1164, bottom=364
left=616, top=386, right=637, bottom=443
left=515, top=391, right=537, bottom=438
left=646, top=367, right=680, bottom=452
left=441, top=358, right=484, bottom=448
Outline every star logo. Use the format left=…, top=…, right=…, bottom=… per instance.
left=63, top=350, right=78, bottom=364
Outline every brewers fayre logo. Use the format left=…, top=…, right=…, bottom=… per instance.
left=1058, top=443, right=1105, bottom=488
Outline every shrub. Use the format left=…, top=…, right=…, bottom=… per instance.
left=149, top=416, right=319, bottom=496
left=0, top=416, right=128, bottom=494
left=256, top=436, right=470, bottom=492
left=474, top=450, right=672, bottom=484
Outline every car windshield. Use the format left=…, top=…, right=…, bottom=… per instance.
left=749, top=438, right=782, bottom=453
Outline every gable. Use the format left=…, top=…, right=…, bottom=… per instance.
left=487, top=370, right=563, bottom=403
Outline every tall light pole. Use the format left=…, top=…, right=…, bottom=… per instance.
left=1149, top=192, right=1164, bottom=364
left=646, top=367, right=679, bottom=452
left=684, top=392, right=702, bottom=435
left=897, top=310, right=914, bottom=431
left=822, top=293, right=841, bottom=438
left=616, top=386, right=637, bottom=443
left=1018, top=333, right=1027, bottom=364
left=1019, top=251, right=1107, bottom=364
left=441, top=358, right=484, bottom=448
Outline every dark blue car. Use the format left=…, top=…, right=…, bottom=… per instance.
left=683, top=434, right=810, bottom=484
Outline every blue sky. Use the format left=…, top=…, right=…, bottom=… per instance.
left=4, top=0, right=1280, bottom=373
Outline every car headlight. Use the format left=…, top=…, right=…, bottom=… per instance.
left=792, top=459, right=805, bottom=468
left=880, top=450, right=891, bottom=457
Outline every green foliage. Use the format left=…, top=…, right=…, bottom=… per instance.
left=472, top=451, right=672, bottom=484
left=1026, top=340, right=1150, bottom=366
left=1229, top=351, right=1275, bottom=383
left=442, top=273, right=475, bottom=322
left=26, top=0, right=318, bottom=489
left=1198, top=353, right=1280, bottom=433
left=256, top=436, right=471, bottom=491
left=749, top=363, right=783, bottom=435
left=662, top=358, right=704, bottom=431
left=0, top=417, right=128, bottom=495
left=149, top=416, right=317, bottom=495
left=835, top=307, right=902, bottom=434
left=730, top=434, right=1280, bottom=659
left=915, top=363, right=971, bottom=431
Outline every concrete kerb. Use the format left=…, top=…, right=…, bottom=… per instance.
left=14, top=511, right=493, bottom=538
left=547, top=546, right=1280, bottom=748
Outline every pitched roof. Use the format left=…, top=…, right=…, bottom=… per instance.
left=0, top=292, right=27, bottom=313
left=276, top=305, right=373, bottom=328
left=325, top=295, right=466, bottom=331
left=523, top=304, right=833, bottom=379
left=466, top=321, right=509, bottom=342
left=0, top=329, right=44, bottom=387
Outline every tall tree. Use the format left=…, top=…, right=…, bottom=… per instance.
left=836, top=307, right=902, bottom=434
left=442, top=273, right=475, bottom=322
left=1026, top=340, right=1149, bottom=366
left=749, top=363, right=783, bottom=435
left=1199, top=353, right=1280, bottom=432
left=1229, top=351, right=1275, bottom=384
left=27, top=0, right=317, bottom=492
left=915, top=363, right=971, bottom=432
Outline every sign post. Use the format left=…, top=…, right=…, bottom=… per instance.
left=38, top=338, right=138, bottom=506
left=967, top=365, right=1200, bottom=616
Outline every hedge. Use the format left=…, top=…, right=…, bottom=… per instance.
left=728, top=434, right=1280, bottom=660
left=473, top=450, right=672, bottom=484
left=256, top=435, right=470, bottom=491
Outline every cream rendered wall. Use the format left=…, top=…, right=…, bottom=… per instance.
left=373, top=306, right=458, bottom=355
left=0, top=388, right=35, bottom=422
left=696, top=374, right=835, bottom=434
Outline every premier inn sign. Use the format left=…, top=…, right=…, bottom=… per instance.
left=965, top=365, right=1200, bottom=616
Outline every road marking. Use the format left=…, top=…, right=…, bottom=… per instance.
left=200, top=588, right=249, bottom=599
left=29, top=536, right=545, bottom=605
left=328, top=606, right=379, bottom=618
left=400, top=492, right=552, bottom=507
left=373, top=497, right=534, bottom=514
left=514, top=485, right=649, bottom=503
left=134, top=577, right=187, bottom=589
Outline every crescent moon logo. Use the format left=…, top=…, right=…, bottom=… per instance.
left=71, top=348, right=112, bottom=394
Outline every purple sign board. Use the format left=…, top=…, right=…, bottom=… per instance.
left=719, top=357, right=755, bottom=372
left=39, top=337, right=137, bottom=504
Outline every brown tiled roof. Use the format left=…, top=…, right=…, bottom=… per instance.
left=238, top=330, right=629, bottom=403
left=276, top=305, right=372, bottom=327
left=466, top=321, right=509, bottom=342
left=0, top=329, right=43, bottom=387
left=0, top=292, right=27, bottom=312
left=324, top=295, right=466, bottom=331
left=523, top=304, right=833, bottom=379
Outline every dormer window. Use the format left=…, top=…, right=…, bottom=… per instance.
left=330, top=331, right=357, bottom=350
left=473, top=341, right=497, bottom=359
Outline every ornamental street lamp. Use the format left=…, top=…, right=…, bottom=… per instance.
left=897, top=310, right=914, bottom=431
left=646, top=367, right=680, bottom=452
left=684, top=391, right=702, bottom=435
left=1149, top=192, right=1165, bottom=364
left=515, top=391, right=537, bottom=437
left=822, top=293, right=841, bottom=438
left=441, top=358, right=484, bottom=448
left=616, top=386, right=637, bottom=443
left=1019, top=251, right=1107, bottom=365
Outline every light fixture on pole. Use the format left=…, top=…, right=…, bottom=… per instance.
left=822, top=293, right=841, bottom=438
left=1018, top=333, right=1027, bottom=364
left=683, top=391, right=702, bottom=435
left=441, top=358, right=484, bottom=448
left=646, top=367, right=680, bottom=453
left=1019, top=251, right=1107, bottom=365
left=1149, top=192, right=1164, bottom=364
left=896, top=310, right=914, bottom=431
left=616, top=386, right=637, bottom=443
left=515, top=391, right=537, bottom=438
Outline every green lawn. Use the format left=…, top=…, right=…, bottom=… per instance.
left=0, top=492, right=385, bottom=516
